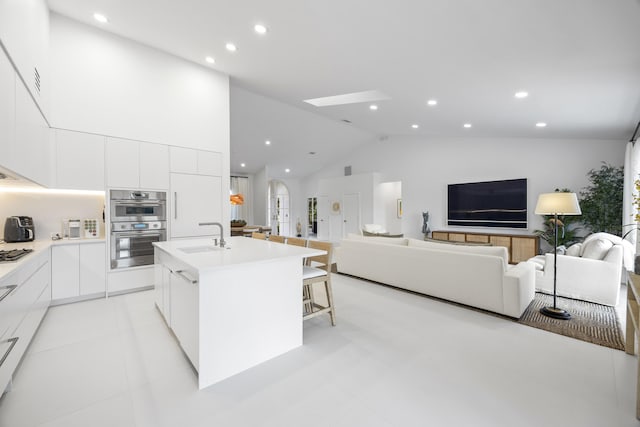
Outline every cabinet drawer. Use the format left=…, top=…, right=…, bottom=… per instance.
left=466, top=234, right=489, bottom=243
left=0, top=261, right=49, bottom=340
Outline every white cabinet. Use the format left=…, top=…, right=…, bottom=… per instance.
left=0, top=49, right=15, bottom=167
left=106, top=138, right=169, bottom=190
left=51, top=242, right=106, bottom=301
left=51, top=244, right=80, bottom=300
left=53, top=129, right=105, bottom=191
left=12, top=77, right=52, bottom=187
left=153, top=249, right=172, bottom=326
left=140, top=142, right=170, bottom=189
left=170, top=173, right=223, bottom=238
left=169, top=266, right=199, bottom=367
left=0, top=0, right=50, bottom=117
left=169, top=146, right=222, bottom=176
left=0, top=248, right=50, bottom=394
left=106, top=138, right=139, bottom=188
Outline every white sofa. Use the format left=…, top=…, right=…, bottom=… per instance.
left=335, top=235, right=536, bottom=318
left=528, top=232, right=628, bottom=306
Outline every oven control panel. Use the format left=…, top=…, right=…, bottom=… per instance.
left=111, top=221, right=166, bottom=232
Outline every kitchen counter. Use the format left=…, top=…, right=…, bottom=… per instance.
left=0, top=238, right=106, bottom=280
left=153, top=236, right=324, bottom=272
left=153, top=236, right=326, bottom=389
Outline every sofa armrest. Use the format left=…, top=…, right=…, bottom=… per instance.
left=502, top=261, right=536, bottom=318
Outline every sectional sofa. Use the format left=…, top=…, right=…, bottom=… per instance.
left=335, top=234, right=536, bottom=318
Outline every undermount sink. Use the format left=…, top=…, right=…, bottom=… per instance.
left=178, top=245, right=225, bottom=254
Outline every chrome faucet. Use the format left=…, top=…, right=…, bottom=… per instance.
left=198, top=222, right=226, bottom=248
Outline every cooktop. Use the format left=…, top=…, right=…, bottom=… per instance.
left=0, top=249, right=34, bottom=263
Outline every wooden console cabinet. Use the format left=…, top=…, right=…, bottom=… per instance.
left=431, top=230, right=538, bottom=264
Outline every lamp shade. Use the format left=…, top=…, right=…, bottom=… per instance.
left=534, top=192, right=581, bottom=215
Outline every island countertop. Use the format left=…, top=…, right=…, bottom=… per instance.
left=153, top=236, right=325, bottom=272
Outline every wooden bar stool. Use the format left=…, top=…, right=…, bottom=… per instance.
left=251, top=231, right=267, bottom=240
left=302, top=240, right=335, bottom=326
left=269, top=235, right=286, bottom=244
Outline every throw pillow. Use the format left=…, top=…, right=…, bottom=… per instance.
left=565, top=243, right=582, bottom=257
left=581, top=238, right=613, bottom=260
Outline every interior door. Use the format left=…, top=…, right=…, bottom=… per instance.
left=316, top=195, right=329, bottom=241
left=342, top=193, right=361, bottom=237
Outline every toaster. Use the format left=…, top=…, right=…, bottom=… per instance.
left=4, top=216, right=35, bottom=243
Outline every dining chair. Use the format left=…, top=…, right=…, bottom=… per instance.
left=286, top=237, right=306, bottom=247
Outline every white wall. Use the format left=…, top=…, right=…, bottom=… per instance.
left=252, top=167, right=268, bottom=226
left=49, top=13, right=229, bottom=153
left=378, top=181, right=402, bottom=234
left=304, top=135, right=626, bottom=239
left=0, top=190, right=105, bottom=240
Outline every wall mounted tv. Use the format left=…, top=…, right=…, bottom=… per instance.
left=447, top=178, right=527, bottom=228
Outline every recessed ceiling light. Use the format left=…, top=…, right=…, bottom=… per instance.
left=93, top=13, right=108, bottom=23
left=515, top=91, right=529, bottom=99
left=427, top=99, right=438, bottom=106
left=254, top=24, right=267, bottom=34
left=463, top=123, right=472, bottom=128
left=265, top=140, right=271, bottom=145
left=225, top=43, right=237, bottom=52
left=205, top=56, right=215, bottom=64
left=285, top=168, right=291, bottom=173
left=240, top=163, right=246, bottom=168
left=536, top=122, right=547, bottom=127
left=411, top=124, right=419, bottom=129
left=369, top=104, right=378, bottom=111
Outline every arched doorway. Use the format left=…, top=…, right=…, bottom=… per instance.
left=268, top=180, right=290, bottom=236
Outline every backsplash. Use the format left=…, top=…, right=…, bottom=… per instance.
left=0, top=190, right=105, bottom=241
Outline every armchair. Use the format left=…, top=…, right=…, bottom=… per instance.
left=529, top=232, right=625, bottom=306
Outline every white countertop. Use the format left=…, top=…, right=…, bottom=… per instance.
left=153, top=236, right=325, bottom=272
left=0, top=238, right=106, bottom=280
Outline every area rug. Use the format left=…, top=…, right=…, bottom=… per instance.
left=518, top=292, right=624, bottom=350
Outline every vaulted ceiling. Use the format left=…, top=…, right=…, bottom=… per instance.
left=47, top=0, right=640, bottom=178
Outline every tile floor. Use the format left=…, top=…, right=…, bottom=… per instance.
left=1, top=274, right=639, bottom=427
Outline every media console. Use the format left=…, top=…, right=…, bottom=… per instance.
left=430, top=230, right=538, bottom=264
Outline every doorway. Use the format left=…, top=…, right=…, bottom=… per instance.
left=268, top=180, right=290, bottom=236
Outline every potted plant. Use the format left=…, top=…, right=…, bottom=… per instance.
left=579, top=162, right=624, bottom=236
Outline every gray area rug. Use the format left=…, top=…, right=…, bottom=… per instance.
left=518, top=292, right=624, bottom=350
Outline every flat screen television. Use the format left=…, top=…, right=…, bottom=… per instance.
left=447, top=178, right=527, bottom=228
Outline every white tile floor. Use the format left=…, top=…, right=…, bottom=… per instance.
left=1, top=274, right=639, bottom=427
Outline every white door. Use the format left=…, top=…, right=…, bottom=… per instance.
left=316, top=196, right=329, bottom=241
left=171, top=173, right=222, bottom=238
left=342, top=193, right=361, bottom=237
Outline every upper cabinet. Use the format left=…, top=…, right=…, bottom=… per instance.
left=169, top=146, right=222, bottom=176
left=13, top=75, right=52, bottom=187
left=106, top=137, right=169, bottom=190
left=0, top=0, right=50, bottom=118
left=53, top=129, right=105, bottom=191
left=0, top=48, right=15, bottom=166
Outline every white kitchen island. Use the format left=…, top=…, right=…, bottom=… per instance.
left=153, top=236, right=325, bottom=389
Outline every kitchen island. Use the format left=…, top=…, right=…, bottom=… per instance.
left=153, top=236, right=325, bottom=389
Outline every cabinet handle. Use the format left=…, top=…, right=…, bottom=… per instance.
left=174, top=270, right=198, bottom=284
left=174, top=192, right=178, bottom=219
left=0, top=284, right=18, bottom=302
left=0, top=337, right=18, bottom=368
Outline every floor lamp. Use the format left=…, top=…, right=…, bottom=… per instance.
left=534, top=191, right=582, bottom=320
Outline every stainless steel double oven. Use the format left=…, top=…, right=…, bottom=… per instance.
left=110, top=190, right=167, bottom=269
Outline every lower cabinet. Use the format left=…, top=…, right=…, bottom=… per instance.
left=51, top=242, right=106, bottom=302
left=155, top=248, right=198, bottom=368
left=0, top=249, right=50, bottom=394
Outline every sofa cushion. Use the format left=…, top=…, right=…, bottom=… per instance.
left=581, top=238, right=613, bottom=260
left=566, top=243, right=582, bottom=257
left=407, top=238, right=508, bottom=266
left=346, top=233, right=408, bottom=246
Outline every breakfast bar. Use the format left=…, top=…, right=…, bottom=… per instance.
left=153, top=236, right=324, bottom=389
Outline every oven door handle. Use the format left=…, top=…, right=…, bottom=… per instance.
left=112, top=201, right=164, bottom=207
left=112, top=232, right=164, bottom=238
